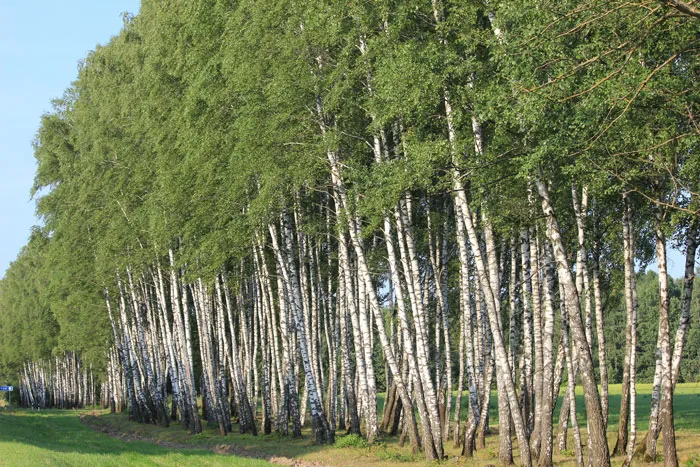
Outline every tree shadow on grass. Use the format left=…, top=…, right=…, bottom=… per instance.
left=0, top=409, right=273, bottom=465
left=88, top=410, right=335, bottom=461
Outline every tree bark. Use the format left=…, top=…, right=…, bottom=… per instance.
left=270, top=217, right=334, bottom=444
left=654, top=222, right=678, bottom=467
left=456, top=192, right=532, bottom=467
left=671, top=223, right=698, bottom=386
left=615, top=195, right=635, bottom=455
left=535, top=178, right=610, bottom=467
left=538, top=239, right=557, bottom=467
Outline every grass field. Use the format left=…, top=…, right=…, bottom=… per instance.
left=0, top=409, right=271, bottom=466
left=474, top=382, right=700, bottom=432
left=1, top=383, right=699, bottom=466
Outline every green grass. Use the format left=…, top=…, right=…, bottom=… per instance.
left=569, top=382, right=700, bottom=432
left=378, top=382, right=700, bottom=432
left=0, top=408, right=271, bottom=466
left=1, top=383, right=699, bottom=466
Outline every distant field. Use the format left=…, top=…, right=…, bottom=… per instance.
left=470, top=382, right=700, bottom=432
left=572, top=382, right=700, bottom=432
left=0, top=383, right=699, bottom=466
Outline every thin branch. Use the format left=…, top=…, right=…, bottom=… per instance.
left=660, top=0, right=700, bottom=18
left=584, top=51, right=680, bottom=148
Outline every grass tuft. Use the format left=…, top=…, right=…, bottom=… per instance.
left=335, top=433, right=369, bottom=449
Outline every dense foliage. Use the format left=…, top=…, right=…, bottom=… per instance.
left=1, top=0, right=698, bottom=465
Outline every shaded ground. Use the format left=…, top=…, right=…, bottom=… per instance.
left=82, top=412, right=325, bottom=467
left=0, top=408, right=271, bottom=466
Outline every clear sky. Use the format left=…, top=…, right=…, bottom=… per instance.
left=0, top=0, right=690, bottom=280
left=0, top=0, right=141, bottom=277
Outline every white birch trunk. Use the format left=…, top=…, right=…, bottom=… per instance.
left=535, top=179, right=609, bottom=467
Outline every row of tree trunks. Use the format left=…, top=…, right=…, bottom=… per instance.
left=75, top=172, right=693, bottom=467
left=20, top=353, right=94, bottom=409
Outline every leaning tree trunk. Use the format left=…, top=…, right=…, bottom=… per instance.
left=671, top=223, right=698, bottom=386
left=538, top=239, right=557, bottom=467
left=457, top=191, right=532, bottom=467
left=654, top=221, right=678, bottom=467
left=482, top=216, right=514, bottom=465
left=454, top=212, right=480, bottom=457
left=638, top=221, right=698, bottom=461
left=560, top=280, right=584, bottom=467
left=322, top=120, right=423, bottom=453
left=535, top=178, right=610, bottom=467
left=169, top=250, right=202, bottom=434
left=395, top=195, right=443, bottom=458
left=218, top=276, right=257, bottom=435
left=442, top=53, right=530, bottom=462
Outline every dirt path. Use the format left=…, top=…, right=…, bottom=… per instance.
left=81, top=414, right=328, bottom=467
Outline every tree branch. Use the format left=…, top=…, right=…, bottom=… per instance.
left=660, top=0, right=700, bottom=18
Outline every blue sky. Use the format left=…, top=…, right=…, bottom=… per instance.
left=0, top=0, right=141, bottom=277
left=0, top=0, right=690, bottom=280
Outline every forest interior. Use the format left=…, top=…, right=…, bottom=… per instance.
left=1, top=0, right=700, bottom=466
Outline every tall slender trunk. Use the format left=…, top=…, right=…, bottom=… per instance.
left=592, top=239, right=608, bottom=431
left=535, top=178, right=610, bottom=467
left=671, top=223, right=698, bottom=385
left=642, top=329, right=663, bottom=460
left=337, top=229, right=362, bottom=436
left=509, top=239, right=519, bottom=388
left=622, top=268, right=638, bottom=467
left=453, top=291, right=466, bottom=447
left=621, top=197, right=637, bottom=459
left=275, top=257, right=301, bottom=437
left=169, top=250, right=201, bottom=433
left=560, top=280, right=584, bottom=466
left=615, top=195, right=635, bottom=455
left=654, top=221, right=678, bottom=467
left=530, top=228, right=543, bottom=449
left=428, top=211, right=453, bottom=445
left=395, top=195, right=443, bottom=458
left=538, top=238, right=557, bottom=467
left=253, top=254, right=273, bottom=434
left=520, top=229, right=534, bottom=436
left=482, top=217, right=514, bottom=465
left=640, top=221, right=698, bottom=460
left=317, top=83, right=420, bottom=451
left=455, top=212, right=479, bottom=455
